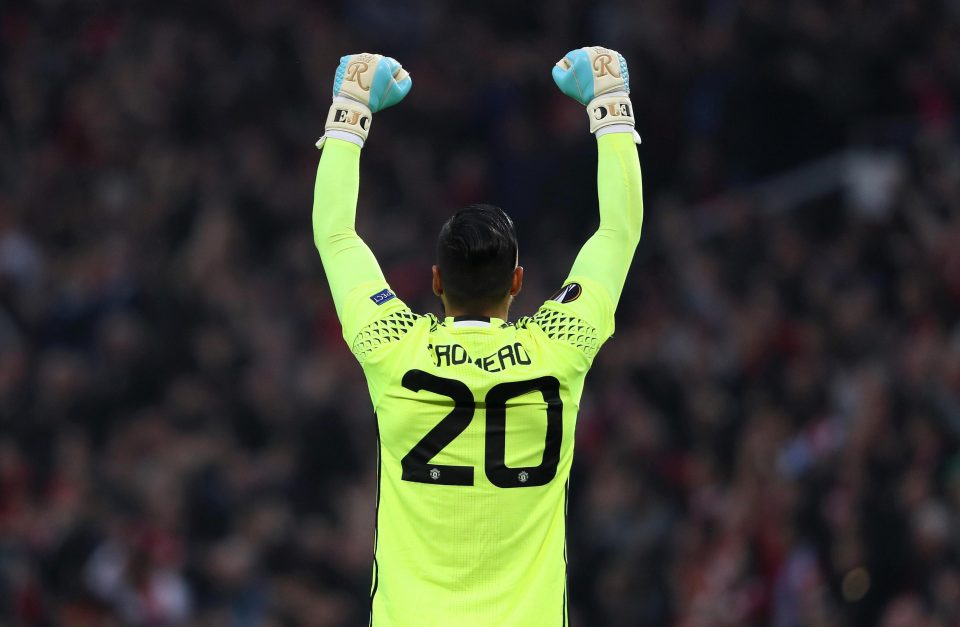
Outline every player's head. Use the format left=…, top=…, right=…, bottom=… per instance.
left=433, top=204, right=523, bottom=315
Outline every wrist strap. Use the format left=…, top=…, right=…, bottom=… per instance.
left=316, top=99, right=372, bottom=149
left=587, top=93, right=635, bottom=134
left=596, top=124, right=642, bottom=144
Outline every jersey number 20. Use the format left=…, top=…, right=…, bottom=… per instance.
left=400, top=369, right=562, bottom=488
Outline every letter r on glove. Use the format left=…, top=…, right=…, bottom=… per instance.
left=592, top=53, right=620, bottom=78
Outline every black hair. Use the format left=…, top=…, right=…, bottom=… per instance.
left=436, top=203, right=518, bottom=311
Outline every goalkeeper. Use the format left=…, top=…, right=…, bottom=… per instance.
left=313, top=47, right=643, bottom=626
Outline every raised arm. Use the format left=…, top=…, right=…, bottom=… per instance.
left=530, top=46, right=643, bottom=346
left=313, top=53, right=412, bottom=342
left=568, top=132, right=643, bottom=304
left=313, top=138, right=384, bottom=320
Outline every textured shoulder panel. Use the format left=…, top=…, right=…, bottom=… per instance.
left=352, top=310, right=422, bottom=363
left=516, top=307, right=601, bottom=358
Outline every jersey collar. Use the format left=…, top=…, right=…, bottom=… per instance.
left=448, top=315, right=504, bottom=328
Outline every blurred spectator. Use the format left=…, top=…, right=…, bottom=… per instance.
left=2, top=0, right=960, bottom=625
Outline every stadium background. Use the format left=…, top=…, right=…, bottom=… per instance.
left=2, top=0, right=960, bottom=625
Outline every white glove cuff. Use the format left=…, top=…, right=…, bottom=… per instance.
left=596, top=124, right=642, bottom=144
left=320, top=130, right=365, bottom=148
left=316, top=98, right=372, bottom=149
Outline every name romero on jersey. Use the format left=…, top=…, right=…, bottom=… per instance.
left=429, top=342, right=532, bottom=371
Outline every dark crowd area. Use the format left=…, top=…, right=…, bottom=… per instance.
left=3, top=0, right=960, bottom=625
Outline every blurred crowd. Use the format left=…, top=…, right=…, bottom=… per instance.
left=2, top=0, right=960, bottom=625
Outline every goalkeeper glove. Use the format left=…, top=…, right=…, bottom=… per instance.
left=316, top=53, right=412, bottom=149
left=552, top=46, right=641, bottom=143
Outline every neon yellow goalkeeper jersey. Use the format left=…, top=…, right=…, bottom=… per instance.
left=346, top=278, right=611, bottom=626
left=313, top=133, right=642, bottom=626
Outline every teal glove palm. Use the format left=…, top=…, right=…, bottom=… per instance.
left=318, top=53, right=412, bottom=149
left=552, top=46, right=639, bottom=142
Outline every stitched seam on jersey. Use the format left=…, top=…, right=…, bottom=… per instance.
left=518, top=308, right=601, bottom=358
left=370, top=421, right=382, bottom=625
left=563, top=478, right=569, bottom=626
left=352, top=310, right=421, bottom=363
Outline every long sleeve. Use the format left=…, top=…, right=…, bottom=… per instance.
left=313, top=138, right=406, bottom=344
left=567, top=131, right=644, bottom=306
left=531, top=131, right=642, bottom=349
